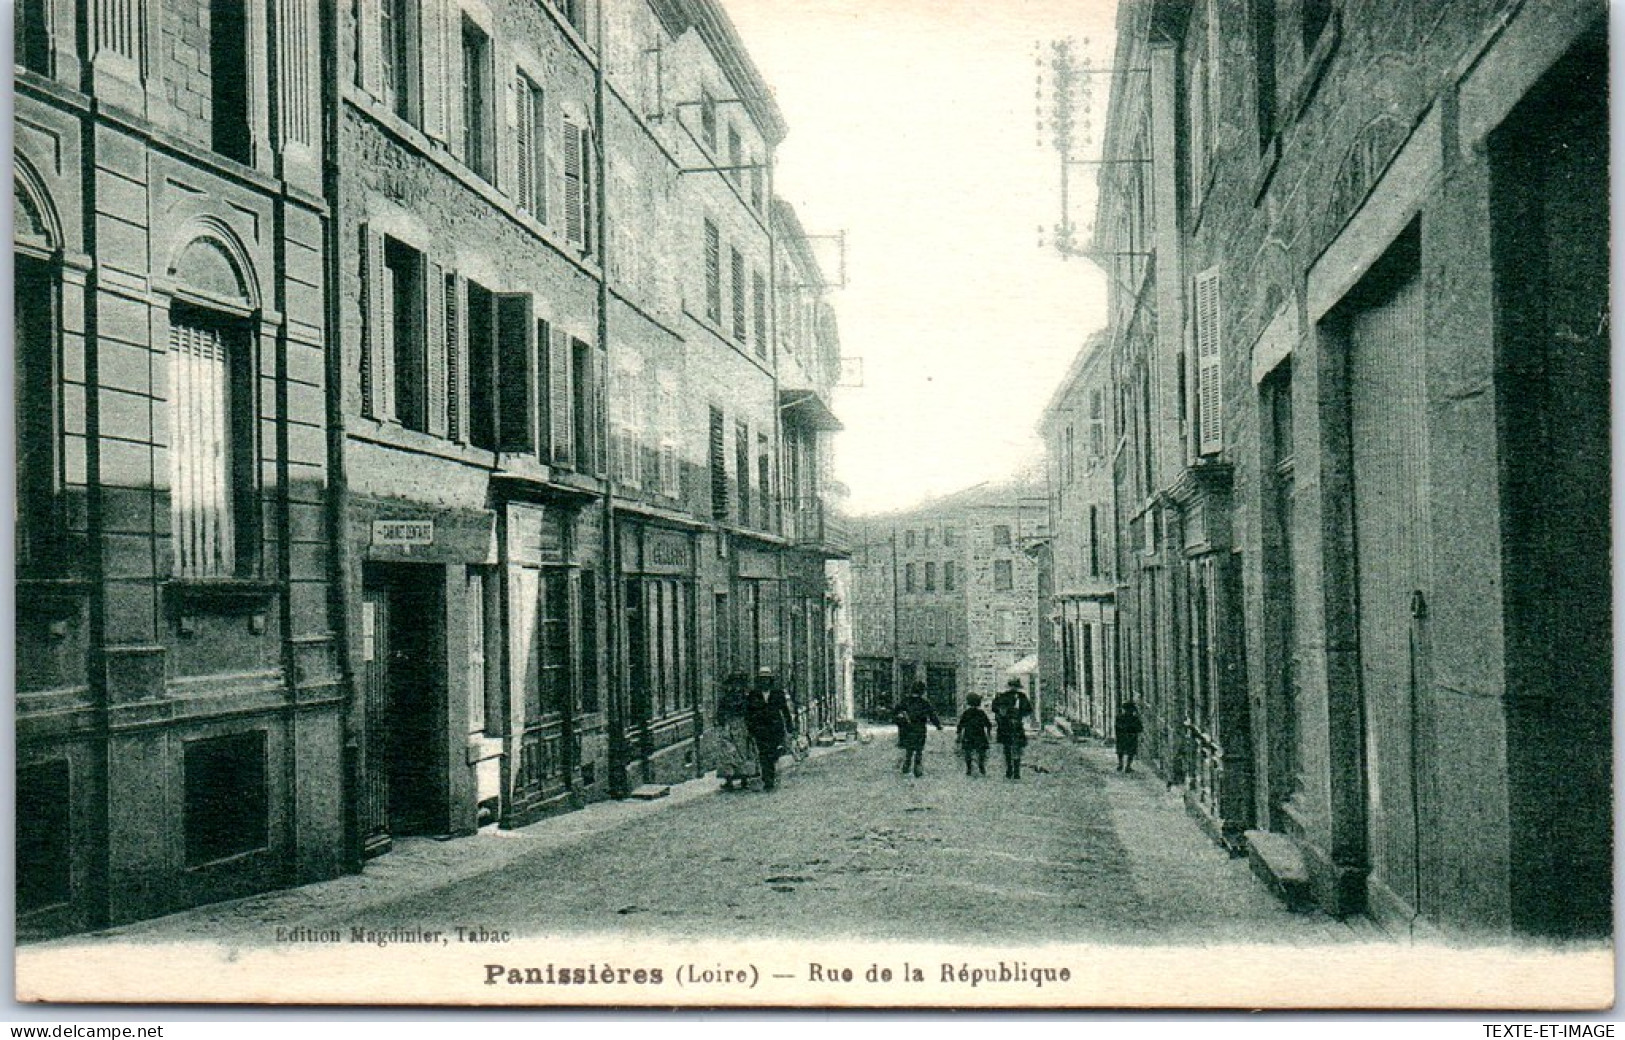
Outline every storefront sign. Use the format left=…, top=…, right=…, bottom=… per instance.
left=643, top=529, right=691, bottom=574
left=372, top=519, right=434, bottom=547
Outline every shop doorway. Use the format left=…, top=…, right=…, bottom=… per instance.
left=360, top=565, right=447, bottom=855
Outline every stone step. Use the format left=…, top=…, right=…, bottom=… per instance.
left=1243, top=829, right=1314, bottom=912
left=628, top=784, right=671, bottom=801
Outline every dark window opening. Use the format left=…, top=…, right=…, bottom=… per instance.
left=210, top=0, right=252, bottom=163
left=385, top=239, right=427, bottom=432
left=461, top=18, right=492, bottom=179
left=184, top=731, right=269, bottom=866
left=735, top=420, right=751, bottom=526
left=16, top=255, right=60, bottom=574
left=1252, top=0, right=1277, bottom=148
left=16, top=0, right=50, bottom=75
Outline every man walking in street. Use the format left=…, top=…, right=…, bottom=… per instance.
left=746, top=667, right=795, bottom=791
left=992, top=678, right=1034, bottom=780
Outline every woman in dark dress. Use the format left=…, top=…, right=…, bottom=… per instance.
left=1114, top=701, right=1143, bottom=773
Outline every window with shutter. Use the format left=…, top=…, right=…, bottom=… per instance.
left=658, top=380, right=680, bottom=498
left=757, top=432, right=771, bottom=530
left=752, top=271, right=766, bottom=357
left=703, top=221, right=721, bottom=323
left=735, top=420, right=751, bottom=526
left=516, top=75, right=545, bottom=220
left=709, top=407, right=727, bottom=519
left=168, top=309, right=254, bottom=578
left=730, top=247, right=746, bottom=342
left=562, top=116, right=584, bottom=246
left=549, top=326, right=573, bottom=465
left=461, top=17, right=492, bottom=180
left=728, top=125, right=742, bottom=185
left=445, top=273, right=463, bottom=440
left=426, top=260, right=448, bottom=436
left=1194, top=266, right=1223, bottom=454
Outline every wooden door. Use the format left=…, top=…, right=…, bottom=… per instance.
left=1348, top=243, right=1428, bottom=921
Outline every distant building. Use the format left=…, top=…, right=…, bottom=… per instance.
left=1073, top=0, right=1609, bottom=937
left=849, top=483, right=1048, bottom=722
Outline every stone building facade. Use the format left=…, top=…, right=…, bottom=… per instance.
left=332, top=0, right=848, bottom=839
left=849, top=484, right=1048, bottom=723
left=1075, top=0, right=1610, bottom=937
left=15, top=0, right=343, bottom=936
left=1038, top=333, right=1119, bottom=738
left=16, top=0, right=848, bottom=935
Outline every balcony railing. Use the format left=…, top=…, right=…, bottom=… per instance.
left=782, top=495, right=852, bottom=555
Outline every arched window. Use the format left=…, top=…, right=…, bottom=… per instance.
left=167, top=234, right=259, bottom=579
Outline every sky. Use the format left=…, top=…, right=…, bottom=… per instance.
left=725, top=0, right=1120, bottom=516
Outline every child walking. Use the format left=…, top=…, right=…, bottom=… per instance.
left=893, top=682, right=943, bottom=777
left=955, top=694, right=992, bottom=776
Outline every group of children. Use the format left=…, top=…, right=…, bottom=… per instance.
left=893, top=680, right=1146, bottom=780
left=893, top=678, right=1038, bottom=780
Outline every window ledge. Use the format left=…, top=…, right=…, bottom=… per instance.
left=166, top=578, right=279, bottom=606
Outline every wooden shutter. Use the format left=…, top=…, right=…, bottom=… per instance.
left=730, top=247, right=745, bottom=341
left=709, top=406, right=726, bottom=518
left=443, top=4, right=464, bottom=157
left=1194, top=266, right=1222, bottom=455
left=359, top=223, right=392, bottom=420
left=549, top=325, right=573, bottom=465
left=445, top=273, right=465, bottom=441
left=356, top=0, right=381, bottom=94
left=562, top=116, right=584, bottom=245
left=752, top=271, right=766, bottom=356
left=425, top=260, right=448, bottom=436
left=420, top=0, right=447, bottom=140
left=704, top=220, right=721, bottom=323
left=515, top=76, right=533, bottom=212
left=496, top=293, right=536, bottom=454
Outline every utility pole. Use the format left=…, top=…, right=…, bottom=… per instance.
left=889, top=529, right=901, bottom=708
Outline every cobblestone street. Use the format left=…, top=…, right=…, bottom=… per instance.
left=51, top=735, right=1363, bottom=949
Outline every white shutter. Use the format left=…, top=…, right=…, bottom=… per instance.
left=169, top=321, right=234, bottom=578
left=420, top=0, right=447, bottom=140
left=515, top=76, right=533, bottom=212
left=1196, top=264, right=1223, bottom=455
left=356, top=0, right=381, bottom=95
left=549, top=325, right=573, bottom=464
left=562, top=116, right=584, bottom=245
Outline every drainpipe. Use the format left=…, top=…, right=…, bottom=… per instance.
left=592, top=3, right=630, bottom=798
left=317, top=0, right=361, bottom=872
